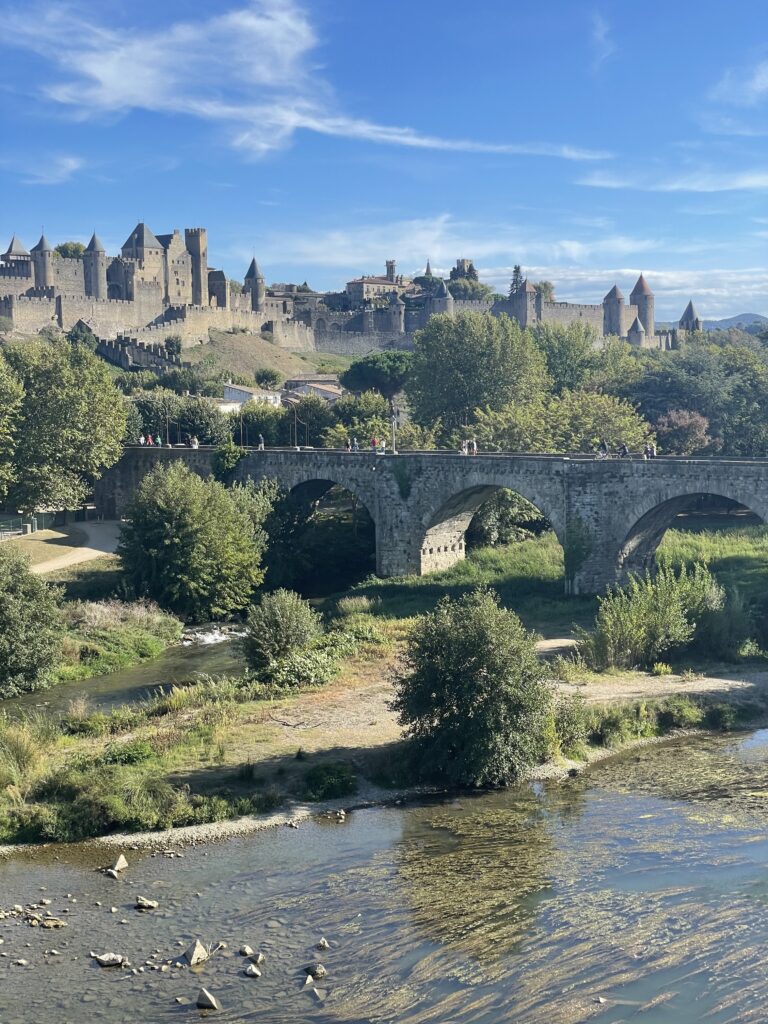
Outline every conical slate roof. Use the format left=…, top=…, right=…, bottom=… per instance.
left=424, top=259, right=432, bottom=277
left=86, top=233, right=105, bottom=253
left=245, top=258, right=264, bottom=281
left=522, top=279, right=536, bottom=293
left=628, top=315, right=645, bottom=334
left=603, top=284, right=624, bottom=301
left=31, top=234, right=53, bottom=253
left=679, top=300, right=701, bottom=326
left=122, top=222, right=162, bottom=252
left=4, top=234, right=30, bottom=258
left=630, top=273, right=652, bottom=297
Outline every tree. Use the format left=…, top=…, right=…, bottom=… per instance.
left=288, top=395, right=335, bottom=446
left=5, top=341, right=127, bottom=512
left=132, top=388, right=182, bottom=441
left=340, top=351, right=412, bottom=399
left=533, top=281, right=555, bottom=302
left=0, top=546, right=64, bottom=698
left=471, top=390, right=651, bottom=454
left=66, top=322, right=97, bottom=349
left=395, top=421, right=440, bottom=450
left=532, top=322, right=599, bottom=393
left=254, top=367, right=282, bottom=389
left=446, top=278, right=495, bottom=302
left=164, top=335, right=182, bottom=358
left=467, top=490, right=547, bottom=547
left=655, top=409, right=713, bottom=455
left=234, top=402, right=288, bottom=447
left=54, top=242, right=85, bottom=259
left=177, top=396, right=229, bottom=445
left=118, top=463, right=270, bottom=622
left=392, top=588, right=552, bottom=787
left=0, top=355, right=23, bottom=501
left=406, top=312, right=549, bottom=430
left=509, top=265, right=524, bottom=296
left=241, top=589, right=321, bottom=671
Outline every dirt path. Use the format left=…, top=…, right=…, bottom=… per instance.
left=30, top=521, right=120, bottom=576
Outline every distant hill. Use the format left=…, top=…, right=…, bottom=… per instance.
left=703, top=313, right=768, bottom=331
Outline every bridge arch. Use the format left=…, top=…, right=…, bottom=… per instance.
left=417, top=476, right=566, bottom=575
left=616, top=488, right=767, bottom=581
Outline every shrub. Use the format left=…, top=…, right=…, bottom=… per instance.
left=103, top=739, right=155, bottom=765
left=652, top=662, right=673, bottom=676
left=577, top=563, right=724, bottom=671
left=657, top=696, right=704, bottom=730
left=554, top=693, right=589, bottom=757
left=0, top=546, right=64, bottom=698
left=242, top=589, right=322, bottom=672
left=704, top=702, right=737, bottom=731
left=392, top=587, right=553, bottom=787
left=260, top=647, right=337, bottom=691
left=301, top=762, right=358, bottom=801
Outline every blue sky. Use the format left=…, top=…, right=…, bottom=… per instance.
left=0, top=0, right=766, bottom=318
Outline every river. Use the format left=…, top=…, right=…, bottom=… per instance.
left=3, top=727, right=768, bottom=1022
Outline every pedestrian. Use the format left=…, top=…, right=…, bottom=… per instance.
left=371, top=437, right=378, bottom=452
left=643, top=443, right=651, bottom=460
left=471, top=437, right=478, bottom=456
left=618, top=442, right=629, bottom=458
left=258, top=433, right=265, bottom=451
left=352, top=436, right=359, bottom=452
left=650, top=441, right=657, bottom=458
left=379, top=439, right=386, bottom=455
left=139, top=434, right=146, bottom=446
left=345, top=437, right=352, bottom=452
left=146, top=434, right=154, bottom=446
left=460, top=439, right=468, bottom=455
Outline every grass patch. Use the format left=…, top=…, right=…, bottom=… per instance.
left=47, top=554, right=123, bottom=602
left=51, top=599, right=183, bottom=682
left=6, top=527, right=88, bottom=567
left=658, top=524, right=768, bottom=605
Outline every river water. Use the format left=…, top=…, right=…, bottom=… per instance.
left=4, top=728, right=768, bottom=1023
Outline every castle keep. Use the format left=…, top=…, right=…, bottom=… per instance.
left=0, top=225, right=703, bottom=354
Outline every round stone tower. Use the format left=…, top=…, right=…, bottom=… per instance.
left=84, top=233, right=107, bottom=299
left=602, top=284, right=625, bottom=337
left=30, top=233, right=54, bottom=289
left=630, top=274, right=654, bottom=339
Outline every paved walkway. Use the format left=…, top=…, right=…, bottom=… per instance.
left=30, top=521, right=120, bottom=576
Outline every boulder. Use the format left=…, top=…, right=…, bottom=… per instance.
left=185, top=940, right=209, bottom=966
left=135, top=897, right=159, bottom=911
left=93, top=952, right=126, bottom=968
left=244, top=963, right=261, bottom=978
left=196, top=988, right=220, bottom=1011
left=113, top=854, right=129, bottom=873
left=317, top=937, right=330, bottom=950
left=307, top=963, right=327, bottom=979
left=238, top=945, right=254, bottom=957
left=249, top=951, right=266, bottom=966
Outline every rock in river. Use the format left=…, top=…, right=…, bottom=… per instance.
left=92, top=953, right=126, bottom=968
left=196, top=988, right=220, bottom=1011
left=135, top=896, right=159, bottom=911
left=185, top=940, right=210, bottom=966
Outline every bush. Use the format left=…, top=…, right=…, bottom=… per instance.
left=554, top=693, right=589, bottom=757
left=657, top=695, right=703, bottom=730
left=652, top=662, right=673, bottom=676
left=0, top=546, right=64, bottom=698
left=103, top=739, right=155, bottom=765
left=300, top=762, right=358, bottom=801
left=577, top=563, right=725, bottom=671
left=259, top=646, right=338, bottom=691
left=392, top=587, right=553, bottom=787
left=242, top=589, right=322, bottom=672
left=704, top=702, right=737, bottom=731
left=119, top=463, right=271, bottom=622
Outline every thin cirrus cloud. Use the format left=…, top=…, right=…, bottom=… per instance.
left=710, top=58, right=768, bottom=106
left=590, top=12, right=615, bottom=72
left=0, top=154, right=86, bottom=186
left=579, top=169, right=768, bottom=192
left=0, top=0, right=610, bottom=163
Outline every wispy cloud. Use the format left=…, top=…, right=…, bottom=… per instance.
left=0, top=0, right=610, bottom=162
left=590, top=12, right=615, bottom=72
left=711, top=58, right=768, bottom=106
left=0, top=153, right=85, bottom=185
left=579, top=169, right=768, bottom=192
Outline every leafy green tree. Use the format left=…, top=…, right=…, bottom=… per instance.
left=0, top=546, right=64, bottom=698
left=406, top=312, right=549, bottom=430
left=241, top=589, right=321, bottom=672
left=392, top=588, right=553, bottom=787
left=0, top=355, right=23, bottom=501
left=177, top=396, right=229, bottom=445
left=533, top=281, right=555, bottom=301
left=164, top=335, right=182, bottom=357
left=118, top=463, right=270, bottom=622
left=586, top=336, right=642, bottom=394
left=5, top=341, right=127, bottom=512
left=446, top=278, right=495, bottom=301
left=123, top=402, right=144, bottom=445
left=467, top=491, right=547, bottom=547
left=234, top=402, right=288, bottom=447
left=132, top=388, right=182, bottom=442
left=66, top=322, right=97, bottom=349
left=54, top=242, right=85, bottom=259
left=472, top=390, right=650, bottom=454
left=254, top=367, right=282, bottom=389
left=340, top=351, right=412, bottom=399
left=321, top=391, right=389, bottom=447
left=532, top=322, right=599, bottom=393
left=288, top=394, right=335, bottom=446
left=395, top=420, right=440, bottom=450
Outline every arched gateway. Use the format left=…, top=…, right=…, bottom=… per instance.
left=94, top=449, right=768, bottom=595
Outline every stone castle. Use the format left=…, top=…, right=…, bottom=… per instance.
left=0, top=223, right=704, bottom=356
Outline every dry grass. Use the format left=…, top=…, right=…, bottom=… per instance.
left=185, top=329, right=353, bottom=380
left=5, top=526, right=88, bottom=566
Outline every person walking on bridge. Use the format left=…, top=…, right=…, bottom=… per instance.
left=258, top=433, right=265, bottom=451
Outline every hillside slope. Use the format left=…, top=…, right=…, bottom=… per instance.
left=184, top=330, right=354, bottom=379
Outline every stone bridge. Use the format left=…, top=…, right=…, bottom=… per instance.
left=94, top=448, right=768, bottom=594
